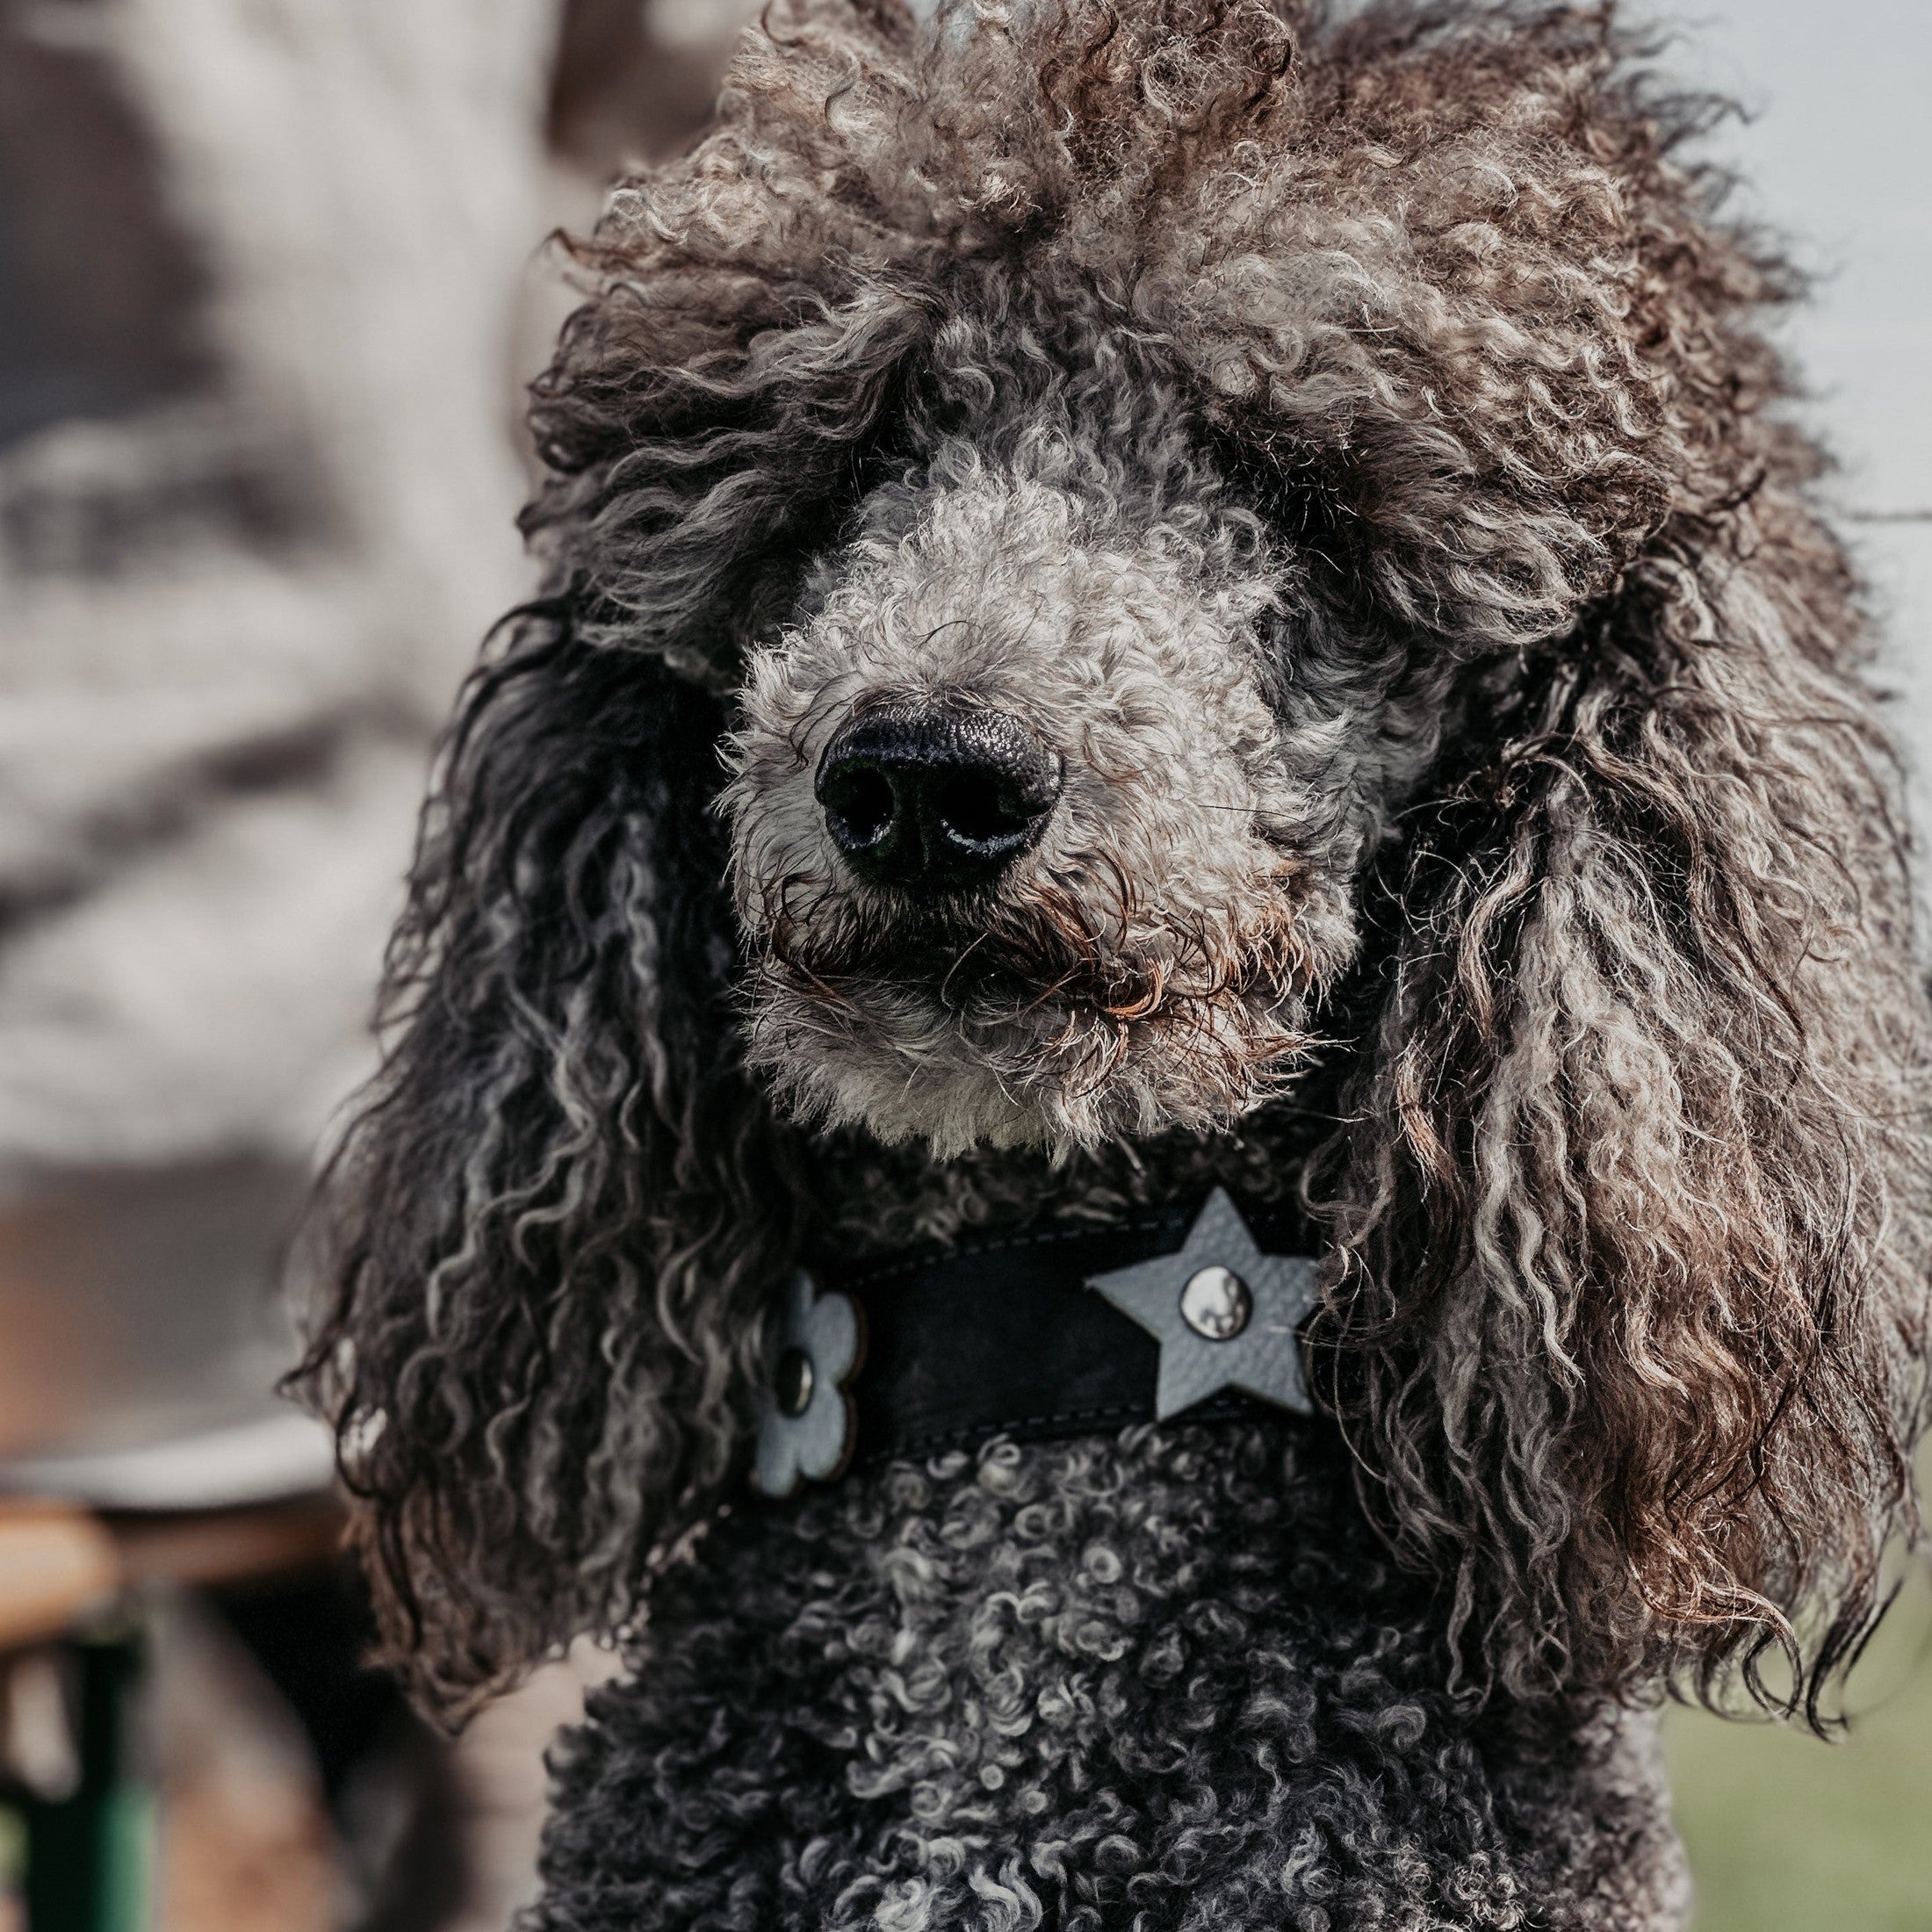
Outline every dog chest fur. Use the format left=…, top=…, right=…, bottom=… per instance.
left=530, top=1423, right=1690, bottom=1932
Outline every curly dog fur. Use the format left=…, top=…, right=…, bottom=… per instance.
left=294, top=0, right=1932, bottom=1924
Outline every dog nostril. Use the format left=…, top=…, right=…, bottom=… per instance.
left=816, top=703, right=1060, bottom=894
left=820, top=765, right=897, bottom=850
left=931, top=771, right=1033, bottom=847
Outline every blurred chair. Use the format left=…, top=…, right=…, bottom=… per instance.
left=0, top=1161, right=469, bottom=1932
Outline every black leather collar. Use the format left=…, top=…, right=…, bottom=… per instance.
left=752, top=1197, right=1321, bottom=1497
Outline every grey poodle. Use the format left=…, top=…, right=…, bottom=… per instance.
left=294, top=0, right=1932, bottom=1925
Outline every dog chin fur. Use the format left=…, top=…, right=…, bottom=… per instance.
left=740, top=960, right=1319, bottom=1157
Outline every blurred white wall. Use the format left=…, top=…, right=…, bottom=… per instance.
left=1676, top=0, right=1932, bottom=756
left=0, top=0, right=557, bottom=1187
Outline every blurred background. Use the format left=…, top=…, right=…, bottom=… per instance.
left=0, top=0, right=1926, bottom=1926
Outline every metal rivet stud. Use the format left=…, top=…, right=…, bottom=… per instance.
left=1179, top=1265, right=1251, bottom=1342
left=774, top=1345, right=816, bottom=1417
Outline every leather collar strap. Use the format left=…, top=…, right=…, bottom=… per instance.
left=751, top=1195, right=1322, bottom=1498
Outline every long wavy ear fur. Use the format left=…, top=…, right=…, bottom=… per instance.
left=1136, top=0, right=1932, bottom=1717
left=1318, top=515, right=1932, bottom=1717
left=286, top=0, right=932, bottom=1712
left=290, top=602, right=802, bottom=1712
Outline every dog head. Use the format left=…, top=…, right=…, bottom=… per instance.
left=298, top=0, right=1930, bottom=1720
left=721, top=354, right=1399, bottom=1155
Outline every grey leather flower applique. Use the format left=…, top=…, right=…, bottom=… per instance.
left=753, top=1269, right=866, bottom=1499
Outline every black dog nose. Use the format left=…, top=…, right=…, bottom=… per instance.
left=816, top=703, right=1062, bottom=893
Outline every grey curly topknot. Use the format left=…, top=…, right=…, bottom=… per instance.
left=290, top=0, right=1930, bottom=1923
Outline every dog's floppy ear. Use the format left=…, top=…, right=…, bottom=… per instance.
left=291, top=600, right=802, bottom=1712
left=1134, top=0, right=1931, bottom=1716
left=288, top=0, right=939, bottom=1712
left=1316, top=503, right=1932, bottom=1715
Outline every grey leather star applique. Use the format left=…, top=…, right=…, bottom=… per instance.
left=1087, top=1187, right=1319, bottom=1420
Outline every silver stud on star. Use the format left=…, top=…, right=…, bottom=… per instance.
left=1088, top=1188, right=1318, bottom=1421
left=1179, top=1264, right=1252, bottom=1341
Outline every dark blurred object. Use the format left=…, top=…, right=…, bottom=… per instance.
left=215, top=1568, right=465, bottom=1932
left=0, top=1158, right=313, bottom=1471
left=16, top=1628, right=146, bottom=1932
left=0, top=1501, right=460, bottom=1932
left=0, top=1160, right=445, bottom=1931
left=549, top=0, right=753, bottom=172
left=0, top=0, right=211, bottom=446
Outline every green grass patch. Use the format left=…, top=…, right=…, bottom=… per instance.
left=1664, top=1564, right=1932, bottom=1931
